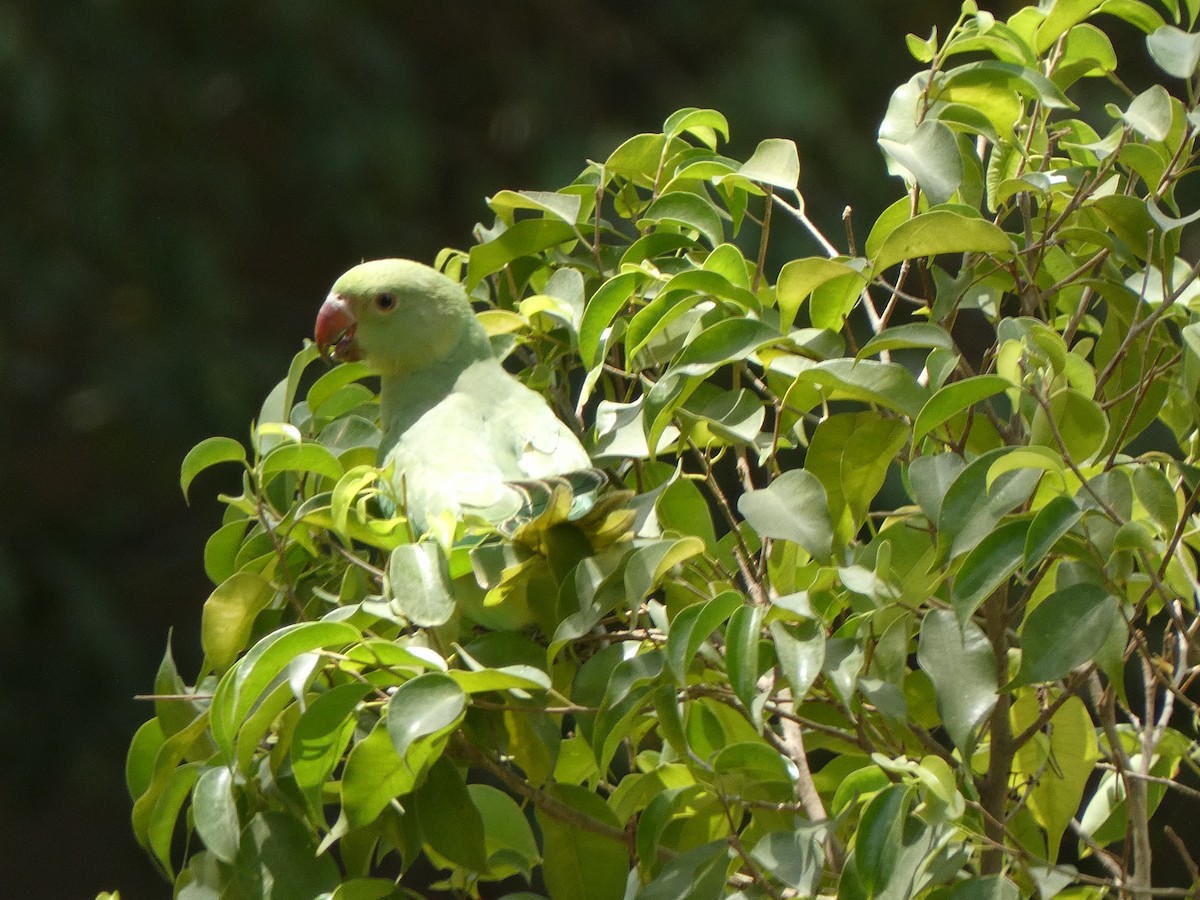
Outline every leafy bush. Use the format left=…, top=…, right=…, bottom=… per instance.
left=127, top=1, right=1200, bottom=898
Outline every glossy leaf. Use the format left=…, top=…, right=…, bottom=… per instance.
left=912, top=376, right=1011, bottom=443
left=201, top=572, right=275, bottom=673
left=918, top=610, right=997, bottom=750
left=666, top=591, right=744, bottom=684
left=181, top=436, right=246, bottom=501
left=951, top=518, right=1029, bottom=623
left=776, top=257, right=867, bottom=329
left=1147, top=25, right=1200, bottom=78
left=873, top=210, right=1013, bottom=273
left=879, top=119, right=964, bottom=204
left=1012, top=692, right=1099, bottom=856
left=770, top=619, right=825, bottom=699
left=726, top=604, right=764, bottom=712
left=193, top=766, right=240, bottom=864
left=386, top=673, right=466, bottom=760
left=805, top=412, right=908, bottom=545
left=209, top=622, right=362, bottom=759
left=737, top=470, right=833, bottom=561
left=414, top=756, right=487, bottom=872
left=738, top=137, right=800, bottom=190
left=1016, top=584, right=1119, bottom=684
left=536, top=784, right=627, bottom=900
left=386, top=542, right=455, bottom=627
left=231, top=811, right=340, bottom=899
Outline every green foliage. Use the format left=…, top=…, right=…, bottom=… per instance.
left=129, top=1, right=1200, bottom=897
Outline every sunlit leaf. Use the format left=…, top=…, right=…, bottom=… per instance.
left=737, top=470, right=833, bottom=561
left=1016, top=584, right=1119, bottom=684
left=918, top=610, right=997, bottom=750
left=181, top=436, right=246, bottom=501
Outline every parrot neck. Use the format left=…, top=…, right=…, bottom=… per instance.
left=378, top=319, right=495, bottom=444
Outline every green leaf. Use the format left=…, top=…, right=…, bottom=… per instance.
left=737, top=470, right=833, bottom=562
left=1035, top=0, right=1104, bottom=51
left=666, top=590, right=744, bottom=684
left=913, top=375, right=1011, bottom=443
left=1029, top=388, right=1108, bottom=463
left=944, top=876, right=1021, bottom=900
left=670, top=317, right=783, bottom=377
left=386, top=672, right=466, bottom=760
left=447, top=664, right=551, bottom=695
left=639, top=191, right=724, bottom=248
left=193, top=766, right=240, bottom=864
left=939, top=449, right=1043, bottom=560
left=680, top=388, right=765, bottom=446
left=625, top=536, right=706, bottom=603
left=204, top=520, right=250, bottom=585
left=331, top=465, right=380, bottom=536
left=258, top=343, right=322, bottom=453
left=784, top=358, right=930, bottom=418
left=130, top=712, right=211, bottom=856
left=879, top=120, right=964, bottom=205
left=857, top=323, right=956, bottom=359
left=855, top=784, right=914, bottom=895
left=1016, top=584, right=1119, bottom=684
left=307, top=361, right=374, bottom=412
left=144, top=763, right=202, bottom=879
left=737, top=137, right=801, bottom=190
left=1147, top=25, right=1200, bottom=78
left=637, top=841, right=730, bottom=900
left=488, top=189, right=583, bottom=226
left=918, top=610, right=997, bottom=751
left=908, top=452, right=966, bottom=521
left=231, top=811, right=340, bottom=899
left=770, top=619, right=826, bottom=700
left=1098, top=0, right=1166, bottom=33
left=342, top=722, right=422, bottom=828
left=1024, top=495, right=1082, bottom=568
left=210, top=621, right=361, bottom=759
left=386, top=542, right=455, bottom=627
left=810, top=271, right=870, bottom=332
left=579, top=271, right=645, bottom=367
left=291, top=683, right=372, bottom=818
left=806, top=412, right=909, bottom=546
left=1132, top=465, right=1178, bottom=534
left=951, top=518, right=1029, bottom=623
left=943, top=60, right=1076, bottom=109
left=873, top=210, right=1014, bottom=273
left=663, top=107, right=730, bottom=148
left=1012, top=692, right=1099, bottom=856
left=469, top=783, right=540, bottom=878
left=466, top=219, right=577, bottom=289
left=201, top=571, right=275, bottom=673
left=606, top=132, right=669, bottom=183
left=536, top=783, right=628, bottom=900
left=180, top=436, right=246, bottom=501
left=726, top=604, right=764, bottom=713
left=260, top=441, right=344, bottom=484
left=1123, top=85, right=1173, bottom=140
left=125, top=718, right=165, bottom=800
left=750, top=826, right=826, bottom=894
left=776, top=257, right=867, bottom=330
left=415, top=756, right=488, bottom=872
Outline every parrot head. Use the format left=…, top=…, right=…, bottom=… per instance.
left=315, top=259, right=477, bottom=375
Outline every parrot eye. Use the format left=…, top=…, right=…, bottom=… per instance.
left=375, top=293, right=396, bottom=312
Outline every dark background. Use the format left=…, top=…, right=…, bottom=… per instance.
left=2, top=1, right=1178, bottom=897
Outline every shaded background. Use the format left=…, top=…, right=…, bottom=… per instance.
left=2, top=1, right=1179, bottom=896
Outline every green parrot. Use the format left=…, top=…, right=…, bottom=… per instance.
left=314, top=258, right=630, bottom=551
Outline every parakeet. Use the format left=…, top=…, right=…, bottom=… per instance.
left=314, top=258, right=628, bottom=548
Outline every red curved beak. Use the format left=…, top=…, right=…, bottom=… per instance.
left=315, top=294, right=360, bottom=361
